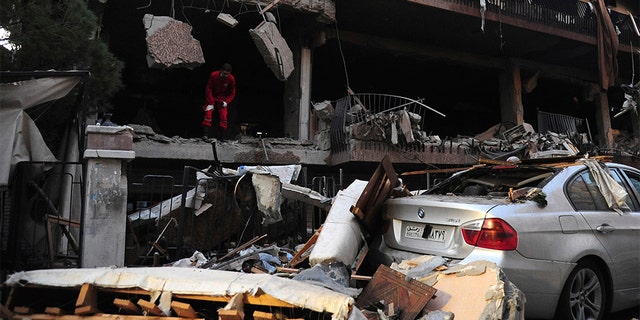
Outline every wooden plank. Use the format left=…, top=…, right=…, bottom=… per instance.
left=75, top=283, right=99, bottom=315
left=47, top=214, right=80, bottom=227
left=288, top=226, right=322, bottom=267
left=259, top=0, right=280, bottom=14
left=13, top=306, right=34, bottom=314
left=350, top=274, right=372, bottom=281
left=274, top=267, right=300, bottom=273
left=113, top=298, right=141, bottom=314
left=351, top=245, right=369, bottom=274
left=250, top=267, right=267, bottom=274
left=218, top=309, right=245, bottom=320
left=44, top=307, right=64, bottom=315
left=252, top=310, right=276, bottom=320
left=82, top=287, right=296, bottom=309
left=0, top=303, right=15, bottom=318
left=75, top=305, right=100, bottom=315
left=150, top=242, right=167, bottom=255
left=218, top=234, right=268, bottom=262
left=170, top=301, right=198, bottom=318
left=75, top=283, right=97, bottom=308
left=136, top=299, right=163, bottom=316
left=350, top=155, right=398, bottom=237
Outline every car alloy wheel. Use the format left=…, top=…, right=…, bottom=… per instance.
left=556, top=261, right=606, bottom=320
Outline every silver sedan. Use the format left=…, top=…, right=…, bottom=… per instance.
left=380, top=159, right=640, bottom=320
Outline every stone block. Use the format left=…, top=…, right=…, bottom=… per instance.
left=86, top=125, right=134, bottom=151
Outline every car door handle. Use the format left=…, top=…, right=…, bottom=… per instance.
left=596, top=224, right=615, bottom=234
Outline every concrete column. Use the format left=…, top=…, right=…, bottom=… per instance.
left=284, top=39, right=302, bottom=139
left=499, top=63, right=524, bottom=127
left=284, top=33, right=312, bottom=140
left=298, top=46, right=312, bottom=141
left=82, top=125, right=134, bottom=268
left=593, top=87, right=614, bottom=149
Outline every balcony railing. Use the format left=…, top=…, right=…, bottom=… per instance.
left=440, top=0, right=638, bottom=45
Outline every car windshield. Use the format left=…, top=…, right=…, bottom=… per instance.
left=424, top=165, right=558, bottom=196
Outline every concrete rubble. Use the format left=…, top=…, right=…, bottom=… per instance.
left=249, top=12, right=295, bottom=81
left=143, top=14, right=206, bottom=69
left=312, top=99, right=638, bottom=164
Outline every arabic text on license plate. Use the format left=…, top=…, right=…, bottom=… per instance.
left=405, top=225, right=446, bottom=242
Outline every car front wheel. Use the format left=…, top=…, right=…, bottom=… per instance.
left=555, top=260, right=607, bottom=320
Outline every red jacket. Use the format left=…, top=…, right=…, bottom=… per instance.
left=205, top=70, right=236, bottom=105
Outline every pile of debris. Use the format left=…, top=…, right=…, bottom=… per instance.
left=472, top=122, right=586, bottom=160
left=2, top=159, right=525, bottom=320
left=314, top=97, right=628, bottom=163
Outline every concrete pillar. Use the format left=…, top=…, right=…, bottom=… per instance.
left=298, top=46, right=312, bottom=141
left=499, top=63, right=524, bottom=127
left=82, top=125, right=134, bottom=268
left=284, top=32, right=312, bottom=140
left=284, top=39, right=302, bottom=139
left=593, top=87, right=614, bottom=149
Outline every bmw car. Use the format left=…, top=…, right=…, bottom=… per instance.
left=380, top=158, right=640, bottom=320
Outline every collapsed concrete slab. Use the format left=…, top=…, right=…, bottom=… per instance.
left=249, top=16, right=295, bottom=81
left=143, top=14, right=205, bottom=69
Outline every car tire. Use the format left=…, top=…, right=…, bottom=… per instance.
left=555, top=260, right=607, bottom=320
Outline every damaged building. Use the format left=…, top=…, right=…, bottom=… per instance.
left=1, top=0, right=640, bottom=319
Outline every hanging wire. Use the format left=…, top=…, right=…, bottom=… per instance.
left=631, top=39, right=637, bottom=84
left=137, top=0, right=152, bottom=10
left=333, top=17, right=350, bottom=91
left=275, top=7, right=282, bottom=32
left=179, top=0, right=193, bottom=26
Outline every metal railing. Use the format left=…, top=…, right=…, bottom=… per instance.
left=1, top=161, right=85, bottom=272
left=330, top=93, right=446, bottom=154
left=441, top=0, right=637, bottom=44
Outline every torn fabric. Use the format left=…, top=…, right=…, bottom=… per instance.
left=0, top=77, right=80, bottom=186
left=579, top=158, right=630, bottom=214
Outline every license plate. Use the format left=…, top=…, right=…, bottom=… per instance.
left=405, top=225, right=446, bottom=242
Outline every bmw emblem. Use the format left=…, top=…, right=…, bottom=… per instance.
left=417, top=208, right=425, bottom=219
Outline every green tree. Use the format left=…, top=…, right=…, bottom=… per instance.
left=1, top=0, right=123, bottom=113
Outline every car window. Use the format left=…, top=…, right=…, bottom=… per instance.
left=623, top=170, right=640, bottom=194
left=425, top=166, right=556, bottom=195
left=609, top=169, right=638, bottom=211
left=567, top=171, right=610, bottom=211
left=623, top=169, right=640, bottom=207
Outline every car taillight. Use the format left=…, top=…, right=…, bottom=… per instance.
left=461, top=218, right=518, bottom=251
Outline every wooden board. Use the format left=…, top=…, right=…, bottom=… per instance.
left=349, top=155, right=398, bottom=238
left=170, top=301, right=198, bottom=318
left=356, top=265, right=436, bottom=320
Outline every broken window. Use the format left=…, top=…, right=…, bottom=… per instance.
left=425, top=166, right=556, bottom=196
left=567, top=171, right=610, bottom=211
